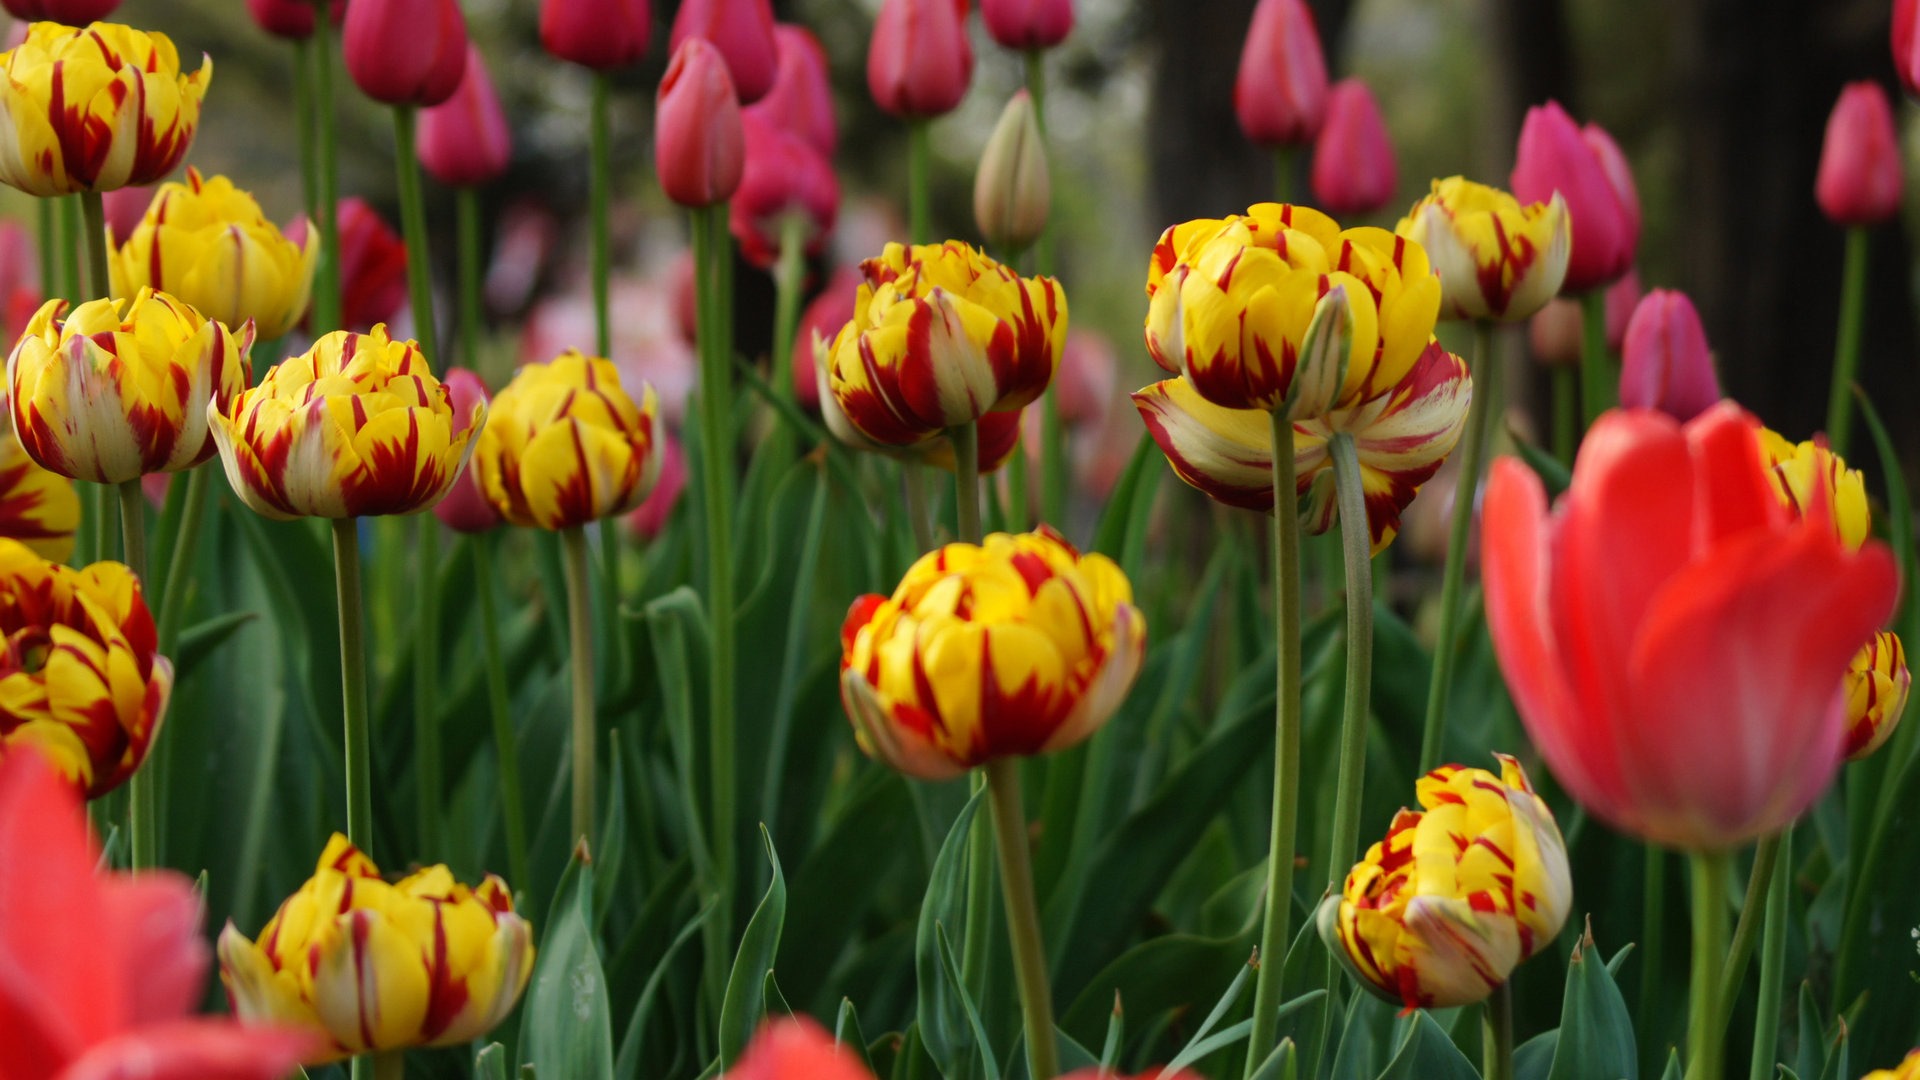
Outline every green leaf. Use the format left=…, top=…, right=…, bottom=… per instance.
left=1098, top=991, right=1124, bottom=1072
left=174, top=610, right=259, bottom=680
left=475, top=1044, right=509, bottom=1080
left=519, top=850, right=615, bottom=1080
left=1161, top=954, right=1256, bottom=1074
left=1091, top=432, right=1155, bottom=557
left=1547, top=929, right=1638, bottom=1080
left=917, top=788, right=987, bottom=1078
left=1377, top=1011, right=1480, bottom=1080
left=1658, top=1049, right=1681, bottom=1080
left=1515, top=1031, right=1560, bottom=1080
left=718, top=826, right=788, bottom=1070
left=836, top=999, right=878, bottom=1079
left=1507, top=425, right=1572, bottom=496
left=933, top=923, right=1001, bottom=1080
left=1061, top=933, right=1247, bottom=1049
left=1248, top=1039, right=1299, bottom=1080
left=1328, top=991, right=1399, bottom=1080
left=612, top=894, right=713, bottom=1080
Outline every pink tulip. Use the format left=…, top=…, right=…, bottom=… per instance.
left=656, top=38, right=746, bottom=208
left=868, top=0, right=975, bottom=119
left=245, top=0, right=343, bottom=40
left=981, top=0, right=1074, bottom=50
left=671, top=0, right=779, bottom=105
left=417, top=46, right=513, bottom=188
left=791, top=266, right=860, bottom=410
left=101, top=184, right=153, bottom=246
left=1233, top=0, right=1329, bottom=147
left=0, top=0, right=116, bottom=22
left=0, top=750, right=318, bottom=1079
left=343, top=0, right=469, bottom=107
left=1618, top=289, right=1722, bottom=422
left=1510, top=101, right=1638, bottom=292
left=1816, top=82, right=1904, bottom=227
left=433, top=369, right=501, bottom=533
left=541, top=0, right=651, bottom=71
left=1309, top=78, right=1397, bottom=216
left=1482, top=403, right=1899, bottom=850
left=747, top=24, right=838, bottom=157
left=626, top=431, right=686, bottom=540
left=1896, top=0, right=1920, bottom=99
left=730, top=112, right=840, bottom=269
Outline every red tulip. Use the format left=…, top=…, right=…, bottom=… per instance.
left=730, top=113, right=839, bottom=269
left=1233, top=0, right=1329, bottom=147
left=417, top=45, right=513, bottom=188
left=0, top=0, right=117, bottom=22
left=343, top=0, right=469, bottom=108
left=1816, top=81, right=1904, bottom=228
left=792, top=265, right=860, bottom=410
left=981, top=0, right=1074, bottom=50
left=433, top=369, right=501, bottom=533
left=731, top=1018, right=877, bottom=1080
left=1482, top=403, right=1899, bottom=850
left=868, top=0, right=975, bottom=119
left=671, top=0, right=778, bottom=105
left=1618, top=289, right=1722, bottom=422
left=1310, top=78, right=1397, bottom=215
left=626, top=430, right=686, bottom=540
left=291, top=198, right=408, bottom=333
left=245, top=0, right=343, bottom=40
left=748, top=24, right=838, bottom=157
left=1896, top=0, right=1920, bottom=98
left=1510, top=101, right=1638, bottom=292
left=541, top=0, right=651, bottom=71
left=656, top=38, right=746, bottom=208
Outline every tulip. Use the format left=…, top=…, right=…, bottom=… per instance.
left=207, top=326, right=482, bottom=520
left=1233, top=0, right=1328, bottom=147
left=792, top=266, right=859, bottom=410
left=1865, top=1050, right=1920, bottom=1080
left=417, top=46, right=513, bottom=189
left=0, top=22, right=208, bottom=197
left=1310, top=79, right=1397, bottom=217
left=817, top=343, right=1025, bottom=473
left=246, top=0, right=343, bottom=40
left=1, top=0, right=116, bottom=22
left=822, top=240, right=1067, bottom=447
left=840, top=526, right=1144, bottom=779
left=1815, top=82, right=1903, bottom=228
left=973, top=90, right=1051, bottom=255
left=1318, top=755, right=1571, bottom=1009
left=334, top=198, right=409, bottom=332
left=1510, top=101, right=1638, bottom=293
left=982, top=0, right=1074, bottom=50
left=730, top=112, right=840, bottom=269
left=219, top=834, right=534, bottom=1063
left=540, top=0, right=650, bottom=72
left=656, top=38, right=747, bottom=208
left=1616, top=289, right=1721, bottom=422
left=671, top=0, right=778, bottom=105
left=868, top=0, right=975, bottom=119
left=0, top=416, right=78, bottom=561
left=625, top=429, right=686, bottom=541
left=1529, top=268, right=1639, bottom=366
left=1395, top=177, right=1571, bottom=322
left=1145, top=203, right=1442, bottom=418
left=732, top=1018, right=876, bottom=1080
left=1843, top=631, right=1909, bottom=761
left=1896, top=0, right=1920, bottom=99
left=749, top=24, right=837, bottom=157
left=9, top=291, right=253, bottom=485
left=471, top=350, right=662, bottom=531
left=108, top=170, right=318, bottom=342
left=432, top=368, right=502, bottom=534
left=342, top=0, right=468, bottom=108
left=1482, top=404, right=1899, bottom=849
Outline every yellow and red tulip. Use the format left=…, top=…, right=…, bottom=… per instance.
left=0, top=413, right=79, bottom=561
left=839, top=527, right=1145, bottom=781
left=1318, top=755, right=1571, bottom=1009
left=814, top=331, right=1023, bottom=473
left=8, top=290, right=253, bottom=484
left=207, top=325, right=481, bottom=519
left=471, top=349, right=661, bottom=531
left=0, top=21, right=210, bottom=196
left=0, top=539, right=170, bottom=798
left=217, top=834, right=534, bottom=1063
left=1394, top=177, right=1570, bottom=323
left=1865, top=1050, right=1920, bottom=1080
left=1845, top=631, right=1910, bottom=761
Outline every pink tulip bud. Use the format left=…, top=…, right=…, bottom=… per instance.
left=101, top=184, right=152, bottom=246
left=1310, top=78, right=1397, bottom=216
left=0, top=0, right=117, bottom=22
left=671, top=0, right=778, bottom=105
left=792, top=266, right=860, bottom=410
left=541, top=0, right=651, bottom=71
left=434, top=369, right=501, bottom=533
left=868, top=0, right=975, bottom=120
left=246, top=0, right=343, bottom=40
left=748, top=25, right=837, bottom=157
left=1619, top=288, right=1721, bottom=422
left=626, top=431, right=687, bottom=540
left=1897, top=0, right=1920, bottom=99
left=1233, top=0, right=1329, bottom=147
left=1528, top=267, right=1640, bottom=367
left=982, top=0, right=1074, bottom=50
left=1816, top=82, right=1904, bottom=228
left=1510, top=101, right=1638, bottom=293
left=417, top=46, right=513, bottom=188
left=656, top=38, right=746, bottom=208
left=344, top=0, right=469, bottom=108
left=730, top=112, right=840, bottom=269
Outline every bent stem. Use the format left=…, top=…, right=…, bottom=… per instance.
left=560, top=525, right=596, bottom=849
left=1684, top=851, right=1731, bottom=1080
left=474, top=533, right=530, bottom=890
left=1483, top=982, right=1514, bottom=1080
left=119, top=480, right=153, bottom=869
left=1578, top=288, right=1610, bottom=428
left=1747, top=829, right=1792, bottom=1080
left=1824, top=226, right=1869, bottom=459
left=1325, top=433, right=1374, bottom=875
left=907, top=120, right=932, bottom=245
left=1716, top=831, right=1784, bottom=1033
left=332, top=518, right=372, bottom=853
left=986, top=758, right=1058, bottom=1080
left=1246, top=407, right=1303, bottom=1077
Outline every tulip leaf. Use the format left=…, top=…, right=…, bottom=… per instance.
left=917, top=788, right=987, bottom=1079
left=1060, top=932, right=1248, bottom=1048
left=1659, top=1049, right=1681, bottom=1080
left=519, top=850, right=615, bottom=1080
left=835, top=998, right=879, bottom=1078
left=1514, top=1031, right=1560, bottom=1080
left=612, top=895, right=714, bottom=1080
left=1328, top=990, right=1400, bottom=1080
left=1160, top=954, right=1256, bottom=1074
left=1546, top=930, right=1637, bottom=1080
left=1376, top=1010, right=1480, bottom=1080
left=1248, top=1038, right=1300, bottom=1080
left=1098, top=990, right=1125, bottom=1071
left=1507, top=424, right=1572, bottom=497
left=174, top=609, right=259, bottom=680
left=475, top=1043, right=509, bottom=1080
left=717, top=826, right=789, bottom=1070
left=933, top=922, right=1001, bottom=1080
left=1091, top=432, right=1156, bottom=558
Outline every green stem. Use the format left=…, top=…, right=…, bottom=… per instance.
left=591, top=72, right=613, bottom=358
left=35, top=196, right=55, bottom=305
left=1325, top=433, right=1373, bottom=875
left=1639, top=846, right=1668, bottom=1053
left=294, top=37, right=318, bottom=228
left=155, top=466, right=210, bottom=653
left=1716, top=832, right=1784, bottom=1033
left=1273, top=147, right=1294, bottom=204
left=952, top=421, right=981, bottom=543
left=560, top=525, right=596, bottom=848
left=1684, top=852, right=1731, bottom=1080
left=768, top=211, right=808, bottom=468
left=474, top=533, right=530, bottom=889
left=1418, top=322, right=1498, bottom=772
left=1246, top=407, right=1303, bottom=1077
left=986, top=758, right=1058, bottom=1080
left=1578, top=289, right=1610, bottom=428
left=372, top=1050, right=404, bottom=1080
left=332, top=518, right=373, bottom=854
left=1833, top=747, right=1913, bottom=1006
left=79, top=190, right=109, bottom=299
left=1824, top=226, right=1869, bottom=459
left=311, top=8, right=341, bottom=332
left=59, top=195, right=79, bottom=302
left=1025, top=50, right=1066, bottom=525
left=1483, top=982, right=1514, bottom=1080
left=961, top=769, right=995, bottom=1006
left=119, top=480, right=153, bottom=869
left=903, top=464, right=935, bottom=552
left=1747, top=829, right=1791, bottom=1080
left=414, top=515, right=443, bottom=854
left=390, top=106, right=439, bottom=367
left=1551, top=366, right=1576, bottom=465
left=455, top=187, right=482, bottom=370
left=907, top=120, right=932, bottom=245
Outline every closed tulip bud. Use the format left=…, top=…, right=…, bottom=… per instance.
left=749, top=24, right=838, bottom=157
left=1319, top=755, right=1571, bottom=1009
left=1896, top=0, right=1920, bottom=99
left=219, top=835, right=534, bottom=1063
left=840, top=526, right=1145, bottom=779
left=792, top=266, right=859, bottom=410
left=1309, top=79, right=1397, bottom=217
left=541, top=0, right=651, bottom=72
left=109, top=169, right=319, bottom=342
left=671, top=0, right=778, bottom=105
left=973, top=90, right=1051, bottom=255
left=1510, top=101, right=1638, bottom=293
left=343, top=0, right=469, bottom=108
left=417, top=46, right=513, bottom=188
left=208, top=326, right=482, bottom=519
left=1816, top=82, right=1903, bottom=228
left=1234, top=0, right=1329, bottom=147
left=0, top=416, right=79, bottom=561
left=731, top=111, right=840, bottom=269
left=246, top=0, right=343, bottom=40
left=1865, top=1050, right=1920, bottom=1080
left=1843, top=631, right=1909, bottom=761
left=1617, top=289, right=1721, bottom=422
left=656, top=38, right=746, bottom=208
left=982, top=0, right=1074, bottom=50
left=625, top=429, right=686, bottom=540
left=1396, top=178, right=1570, bottom=322
left=1528, top=268, right=1637, bottom=366
left=0, top=23, right=208, bottom=197
left=9, top=291, right=253, bottom=484
left=868, top=0, right=974, bottom=120
left=0, top=0, right=117, bottom=23
left=432, top=368, right=502, bottom=534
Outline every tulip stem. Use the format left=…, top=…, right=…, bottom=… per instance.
left=1273, top=147, right=1294, bottom=204
left=1578, top=288, right=1610, bottom=428
left=1824, top=226, right=1869, bottom=459
left=117, top=479, right=155, bottom=870
left=768, top=212, right=808, bottom=466
left=1483, top=982, right=1515, bottom=1080
left=986, top=757, right=1059, bottom=1080
left=473, top=533, right=531, bottom=890
left=1716, top=831, right=1784, bottom=1033
left=907, top=120, right=932, bottom=245
left=294, top=37, right=319, bottom=230
left=390, top=107, right=439, bottom=367
left=1684, top=851, right=1731, bottom=1080
left=1325, top=433, right=1373, bottom=876
left=155, top=466, right=211, bottom=653
left=952, top=421, right=981, bottom=543
left=332, top=518, right=373, bottom=854
left=953, top=416, right=993, bottom=1006
left=79, top=190, right=109, bottom=299
left=1419, top=322, right=1498, bottom=773
left=904, top=464, right=936, bottom=552
left=590, top=72, right=613, bottom=358
left=35, top=197, right=55, bottom=312
left=1247, top=407, right=1303, bottom=1078
left=310, top=7, right=341, bottom=332
left=1026, top=50, right=1066, bottom=526
left=59, top=195, right=80, bottom=301
left=455, top=187, right=482, bottom=370
left=560, top=525, right=596, bottom=849
left=1747, top=828, right=1792, bottom=1080
left=1639, top=846, right=1668, bottom=1057
left=1551, top=367, right=1576, bottom=465
left=372, top=1051, right=404, bottom=1080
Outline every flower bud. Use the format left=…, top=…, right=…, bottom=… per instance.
left=1310, top=79, right=1396, bottom=216
left=0, top=0, right=117, bottom=23
left=246, top=0, right=343, bottom=40
left=1618, top=288, right=1721, bottom=422
left=973, top=90, right=1051, bottom=255
left=671, top=0, right=778, bottom=105
left=1816, top=81, right=1903, bottom=228
left=343, top=0, right=469, bottom=108
left=868, top=0, right=974, bottom=119
left=1510, top=101, right=1638, bottom=292
left=417, top=46, right=513, bottom=188
left=1233, top=0, right=1328, bottom=147
left=731, top=111, right=839, bottom=269
left=656, top=38, right=746, bottom=208
left=749, top=24, right=837, bottom=157
left=432, top=369, right=502, bottom=534
left=1844, top=631, right=1909, bottom=761
left=982, top=0, right=1074, bottom=50
left=540, top=0, right=651, bottom=72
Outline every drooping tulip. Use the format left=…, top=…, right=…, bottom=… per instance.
left=670, top=0, right=778, bottom=105
left=246, top=0, right=343, bottom=40
left=1510, top=101, right=1638, bottom=293
left=656, top=37, right=746, bottom=208
left=1529, top=268, right=1639, bottom=366
left=1481, top=403, right=1899, bottom=849
left=730, top=111, right=840, bottom=269
left=1617, top=289, right=1721, bottom=422
left=749, top=24, right=838, bottom=157
left=1233, top=0, right=1329, bottom=147
left=791, top=266, right=859, bottom=410
left=1815, top=81, right=1904, bottom=228
left=417, top=45, right=513, bottom=188
left=973, top=90, right=1051, bottom=255
left=342, top=0, right=468, bottom=108
left=0, top=0, right=118, bottom=21
left=432, top=368, right=502, bottom=533
left=868, top=0, right=975, bottom=119
left=1311, top=79, right=1397, bottom=217
left=1395, top=177, right=1570, bottom=322
left=540, top=0, right=651, bottom=72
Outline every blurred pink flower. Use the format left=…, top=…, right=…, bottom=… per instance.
left=747, top=24, right=838, bottom=157
left=1816, top=81, right=1904, bottom=228
left=626, top=430, right=686, bottom=541
left=1511, top=101, right=1638, bottom=292
left=520, top=276, right=697, bottom=425
left=541, top=0, right=650, bottom=71
left=1528, top=267, right=1639, bottom=366
left=417, top=45, right=512, bottom=188
left=868, top=0, right=974, bottom=119
left=730, top=111, right=840, bottom=269
left=656, top=38, right=746, bottom=208
left=671, top=0, right=779, bottom=105
left=1234, top=0, right=1328, bottom=147
left=982, top=0, right=1074, bottom=50
left=433, top=368, right=502, bottom=533
left=343, top=0, right=468, bottom=107
left=1619, top=288, right=1722, bottom=422
left=1310, top=78, right=1396, bottom=216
